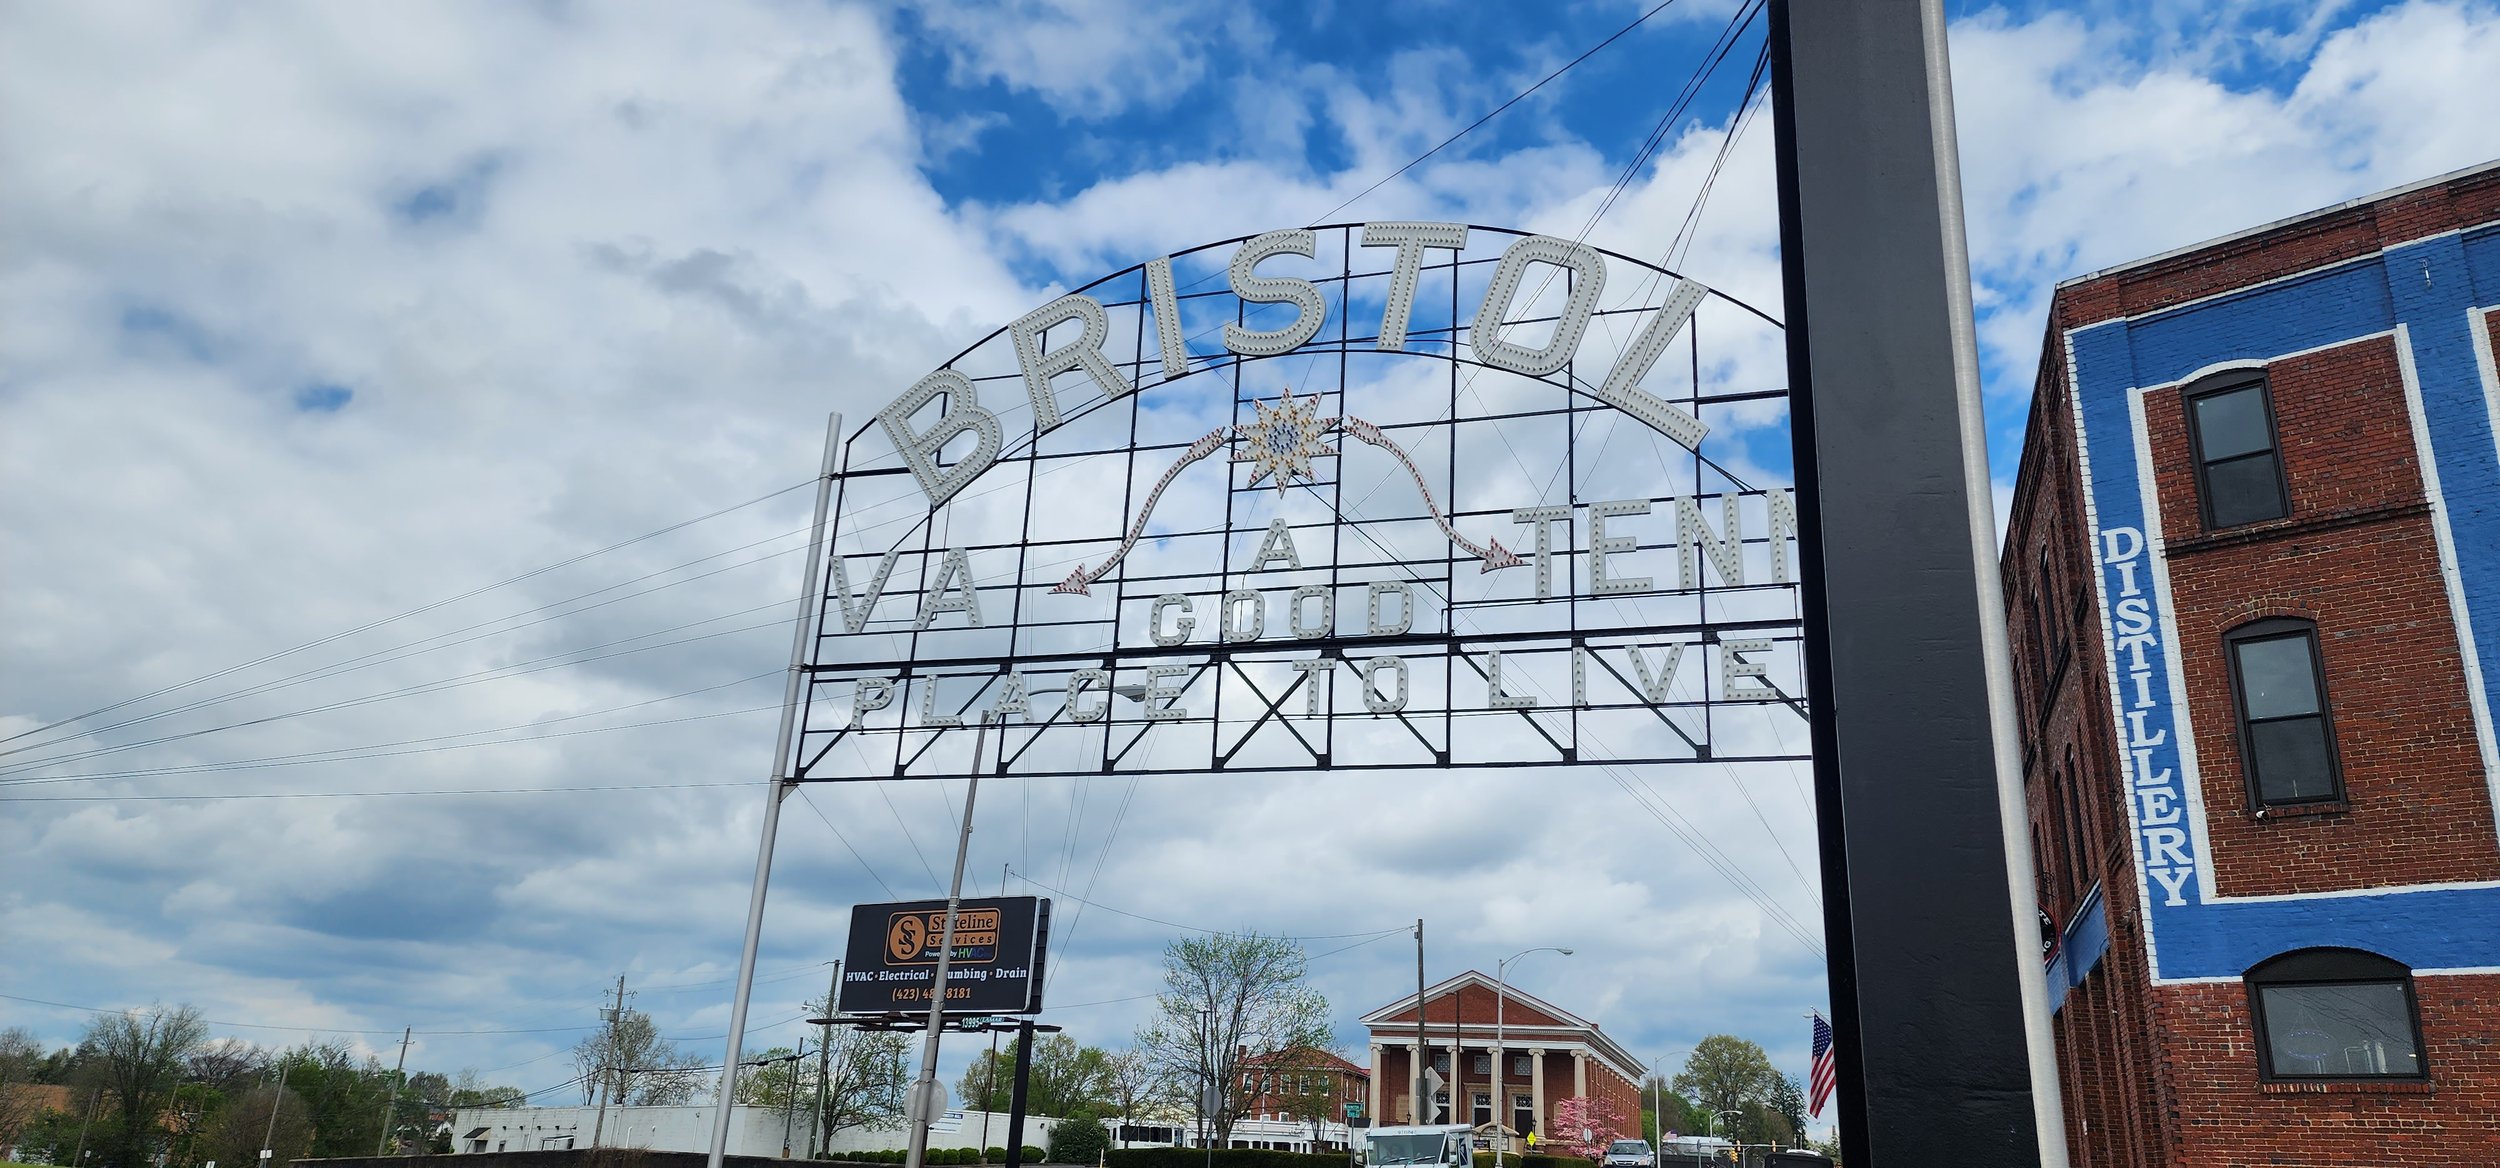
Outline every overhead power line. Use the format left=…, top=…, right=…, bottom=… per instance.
left=0, top=478, right=813, bottom=754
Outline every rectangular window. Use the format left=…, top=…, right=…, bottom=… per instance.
left=1472, top=1093, right=1492, bottom=1125
left=2187, top=378, right=2289, bottom=528
left=2256, top=981, right=2423, bottom=1077
left=2228, top=622, right=2342, bottom=805
left=1473, top=1054, right=1491, bottom=1074
left=1511, top=1094, right=1534, bottom=1133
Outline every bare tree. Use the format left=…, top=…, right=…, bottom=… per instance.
left=184, top=1039, right=269, bottom=1093
left=1099, top=1048, right=1175, bottom=1147
left=81, top=1004, right=209, bottom=1168
left=0, top=1027, right=48, bottom=1155
left=571, top=1010, right=703, bottom=1108
left=1134, top=933, right=1332, bottom=1146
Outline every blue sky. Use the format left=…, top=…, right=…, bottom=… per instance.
left=4, top=0, right=2498, bottom=1142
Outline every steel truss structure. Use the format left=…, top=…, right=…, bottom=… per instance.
left=793, top=223, right=1807, bottom=781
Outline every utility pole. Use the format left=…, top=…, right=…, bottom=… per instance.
left=903, top=715, right=994, bottom=1168
left=593, top=975, right=627, bottom=1150
left=783, top=1039, right=807, bottom=1158
left=70, top=1087, right=100, bottom=1168
left=259, top=1060, right=292, bottom=1168
left=812, top=961, right=842, bottom=1159
left=1411, top=920, right=1425, bottom=1126
left=981, top=1027, right=1002, bottom=1164
left=375, top=1027, right=413, bottom=1156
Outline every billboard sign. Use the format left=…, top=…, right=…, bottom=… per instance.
left=837, top=895, right=1050, bottom=1015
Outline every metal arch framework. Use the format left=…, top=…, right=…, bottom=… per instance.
left=790, top=222, right=1809, bottom=783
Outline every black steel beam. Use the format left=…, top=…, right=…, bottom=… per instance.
left=1770, top=1, right=2051, bottom=1164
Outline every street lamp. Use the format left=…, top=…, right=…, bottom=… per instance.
left=1493, top=946, right=1572, bottom=1168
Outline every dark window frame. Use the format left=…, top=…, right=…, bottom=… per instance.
left=2245, top=948, right=2429, bottom=1082
left=2224, top=617, right=2345, bottom=808
left=2184, top=372, right=2291, bottom=530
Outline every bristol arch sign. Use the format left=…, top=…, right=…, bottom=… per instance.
left=797, top=223, right=1804, bottom=780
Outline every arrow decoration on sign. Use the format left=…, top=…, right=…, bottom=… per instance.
left=1340, top=417, right=1523, bottom=572
left=1054, top=428, right=1230, bottom=595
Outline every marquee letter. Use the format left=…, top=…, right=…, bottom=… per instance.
left=915, top=547, right=985, bottom=629
left=1150, top=594, right=1196, bottom=647
left=1590, top=500, right=1651, bottom=595
left=991, top=671, right=1031, bottom=722
left=877, top=368, right=1001, bottom=508
left=1289, top=585, right=1335, bottom=639
left=1291, top=657, right=1334, bottom=715
left=1471, top=235, right=1606, bottom=377
left=1145, top=256, right=1192, bottom=382
left=1360, top=221, right=1468, bottom=351
left=2099, top=527, right=2144, bottom=565
left=920, top=677, right=963, bottom=727
left=1067, top=668, right=1109, bottom=723
left=1360, top=655, right=1409, bottom=714
left=1252, top=517, right=1303, bottom=571
left=1591, top=278, right=1710, bottom=450
left=1221, top=589, right=1266, bottom=643
left=1674, top=495, right=1744, bottom=588
left=1720, top=638, right=1775, bottom=700
left=1367, top=581, right=1415, bottom=635
left=1512, top=506, right=1571, bottom=598
left=1010, top=293, right=1135, bottom=433
left=1224, top=230, right=1327, bottom=357
left=850, top=677, right=896, bottom=727
left=1625, top=644, right=1687, bottom=703
left=1766, top=489, right=1798, bottom=583
left=830, top=550, right=902, bottom=634
left=2144, top=827, right=2192, bottom=869
left=1142, top=664, right=1189, bottom=721
left=1486, top=649, right=1536, bottom=710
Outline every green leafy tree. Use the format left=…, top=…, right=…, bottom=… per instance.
left=1766, top=1075, right=1806, bottom=1143
left=819, top=1030, right=912, bottom=1140
left=1669, top=1037, right=1778, bottom=1133
left=81, top=1004, right=209, bottom=1168
left=1098, top=1048, right=1174, bottom=1146
left=737, top=1046, right=811, bottom=1109
left=1134, top=933, right=1331, bottom=1147
left=273, top=1039, right=397, bottom=1158
left=1045, top=1110, right=1109, bottom=1165
left=958, top=1035, right=1110, bottom=1117
left=199, top=1084, right=312, bottom=1168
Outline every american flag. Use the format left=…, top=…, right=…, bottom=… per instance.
left=1807, top=1013, right=1837, bottom=1119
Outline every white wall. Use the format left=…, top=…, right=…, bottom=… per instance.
left=450, top=1105, right=818, bottom=1159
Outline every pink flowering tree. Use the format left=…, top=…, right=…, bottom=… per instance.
left=1547, top=1096, right=1633, bottom=1161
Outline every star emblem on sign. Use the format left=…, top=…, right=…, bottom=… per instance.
left=1231, top=386, right=1339, bottom=491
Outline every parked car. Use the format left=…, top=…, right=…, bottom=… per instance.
left=1602, top=1139, right=1656, bottom=1168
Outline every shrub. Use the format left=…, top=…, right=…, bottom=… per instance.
left=1023, top=1147, right=1047, bottom=1163
left=988, top=1149, right=1010, bottom=1162
left=1048, top=1112, right=1112, bottom=1165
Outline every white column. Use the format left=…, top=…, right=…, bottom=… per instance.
left=1407, top=1043, right=1424, bottom=1123
left=1368, top=1041, right=1383, bottom=1125
left=1528, top=1047, right=1547, bottom=1136
left=1489, top=1044, right=1504, bottom=1135
left=1572, top=1051, right=1587, bottom=1104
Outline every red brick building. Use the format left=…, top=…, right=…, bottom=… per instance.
left=1361, top=972, right=1644, bottom=1152
left=2003, top=161, right=2500, bottom=1167
left=1235, top=1045, right=1369, bottom=1137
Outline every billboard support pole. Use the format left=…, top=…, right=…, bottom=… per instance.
left=1004, top=1018, right=1036, bottom=1168
left=906, top=715, right=993, bottom=1168
left=708, top=411, right=845, bottom=1168
left=1768, top=2, right=2065, bottom=1164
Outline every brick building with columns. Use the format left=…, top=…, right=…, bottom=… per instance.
left=1360, top=972, right=1644, bottom=1150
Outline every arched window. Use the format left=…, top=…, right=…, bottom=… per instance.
left=2225, top=618, right=2343, bottom=806
left=2185, top=371, right=2289, bottom=528
left=2246, top=948, right=2426, bottom=1079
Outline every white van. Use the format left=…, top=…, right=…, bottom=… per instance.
left=1365, top=1125, right=1477, bottom=1168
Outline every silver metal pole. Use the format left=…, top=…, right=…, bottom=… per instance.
left=1493, top=959, right=1505, bottom=1168
left=1918, top=0, right=2072, bottom=1154
left=905, top=716, right=992, bottom=1168
left=708, top=411, right=846, bottom=1168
